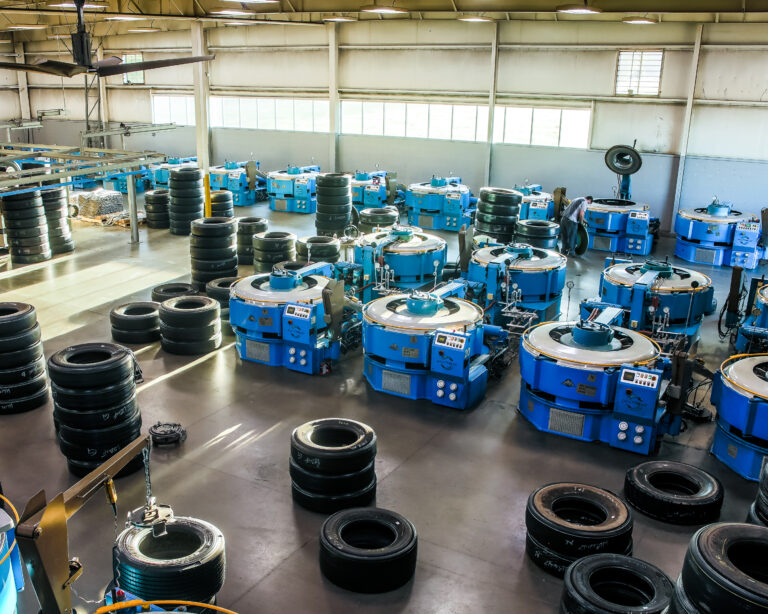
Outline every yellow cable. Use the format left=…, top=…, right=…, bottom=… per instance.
left=719, top=352, right=768, bottom=400
left=95, top=599, right=239, bottom=613
left=0, top=493, right=20, bottom=568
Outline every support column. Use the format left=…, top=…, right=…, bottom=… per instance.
left=126, top=172, right=139, bottom=244
left=191, top=22, right=211, bottom=172
left=14, top=41, right=31, bottom=121
left=671, top=23, right=703, bottom=229
left=483, top=22, right=499, bottom=186
left=327, top=22, right=339, bottom=172
left=96, top=46, right=111, bottom=129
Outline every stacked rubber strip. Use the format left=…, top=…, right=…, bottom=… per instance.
left=316, top=173, right=352, bottom=237
left=190, top=218, right=237, bottom=292
left=42, top=186, right=75, bottom=254
left=253, top=231, right=296, bottom=273
left=290, top=418, right=377, bottom=513
left=210, top=190, right=234, bottom=218
left=1, top=190, right=52, bottom=264
left=670, top=523, right=768, bottom=613
left=110, top=302, right=161, bottom=344
left=159, top=295, right=222, bottom=355
left=151, top=282, right=198, bottom=303
left=747, top=462, right=768, bottom=526
left=514, top=219, right=560, bottom=250
left=236, top=217, right=268, bottom=265
left=49, top=343, right=143, bottom=477
left=144, top=189, right=170, bottom=229
left=475, top=187, right=522, bottom=243
left=525, top=482, right=633, bottom=577
left=359, top=207, right=399, bottom=234
left=296, top=236, right=340, bottom=264
left=205, top=277, right=238, bottom=336
left=169, top=167, right=204, bottom=236
left=0, top=302, right=48, bottom=414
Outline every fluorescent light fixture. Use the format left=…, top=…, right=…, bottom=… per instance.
left=224, top=20, right=252, bottom=25
left=622, top=15, right=658, bottom=24
left=0, top=40, right=11, bottom=43
left=323, top=15, right=356, bottom=21
left=458, top=15, right=493, bottom=22
left=6, top=25, right=48, bottom=30
left=126, top=27, right=161, bottom=32
left=49, top=2, right=105, bottom=7
left=104, top=15, right=144, bottom=20
left=556, top=2, right=602, bottom=14
left=360, top=4, right=408, bottom=13
left=210, top=9, right=254, bottom=15
left=47, top=34, right=69, bottom=38
left=220, top=0, right=278, bottom=3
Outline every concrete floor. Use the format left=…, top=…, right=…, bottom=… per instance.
left=1, top=202, right=765, bottom=613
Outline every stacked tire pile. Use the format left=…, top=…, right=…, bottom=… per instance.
left=169, top=167, right=204, bottom=236
left=474, top=187, right=522, bottom=244
left=670, top=523, right=768, bottom=613
left=747, top=462, right=768, bottom=526
left=42, top=186, right=75, bottom=254
left=144, top=189, right=171, bottom=230
left=296, top=236, right=340, bottom=264
left=514, top=219, right=560, bottom=250
left=110, top=302, right=161, bottom=345
left=1, top=190, right=51, bottom=264
left=210, top=190, right=234, bottom=218
left=525, top=482, right=633, bottom=577
left=316, top=173, right=352, bottom=237
left=151, top=282, right=198, bottom=303
left=358, top=207, right=399, bottom=234
left=253, top=231, right=296, bottom=273
left=0, top=302, right=48, bottom=415
left=236, top=217, right=268, bottom=266
left=190, top=218, right=237, bottom=292
left=290, top=418, right=377, bottom=513
left=206, top=277, right=238, bottom=336
left=49, top=343, right=143, bottom=477
left=159, top=295, right=222, bottom=355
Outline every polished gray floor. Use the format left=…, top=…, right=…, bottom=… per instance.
left=1, top=203, right=764, bottom=614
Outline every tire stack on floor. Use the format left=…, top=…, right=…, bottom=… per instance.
left=143, top=189, right=171, bottom=230
left=474, top=188, right=522, bottom=244
left=159, top=295, right=222, bottom=355
left=0, top=302, right=48, bottom=415
left=236, top=217, right=268, bottom=266
left=514, top=219, right=560, bottom=250
left=41, top=186, right=75, bottom=254
left=206, top=277, right=238, bottom=336
left=110, top=302, right=161, bottom=345
left=151, top=282, right=198, bottom=303
left=190, top=217, right=238, bottom=292
left=210, top=190, right=234, bottom=218
left=296, top=236, right=340, bottom=264
left=747, top=462, right=768, bottom=526
left=316, top=173, right=352, bottom=237
left=1, top=190, right=51, bottom=264
left=290, top=418, right=377, bottom=513
left=253, top=231, right=296, bottom=273
left=670, top=523, right=768, bottom=613
left=169, top=167, right=204, bottom=236
left=525, top=482, right=634, bottom=577
left=358, top=207, right=399, bottom=234
left=49, top=343, right=143, bottom=477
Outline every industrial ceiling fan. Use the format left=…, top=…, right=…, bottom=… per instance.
left=0, top=0, right=214, bottom=77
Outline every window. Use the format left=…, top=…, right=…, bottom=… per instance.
left=206, top=97, right=329, bottom=132
left=151, top=95, right=195, bottom=125
left=615, top=50, right=663, bottom=96
left=122, top=53, right=144, bottom=85
left=493, top=105, right=591, bottom=149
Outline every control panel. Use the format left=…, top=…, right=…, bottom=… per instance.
left=530, top=202, right=548, bottom=210
left=434, top=332, right=466, bottom=350
left=285, top=304, right=311, bottom=319
left=629, top=211, right=649, bottom=220
left=620, top=368, right=659, bottom=389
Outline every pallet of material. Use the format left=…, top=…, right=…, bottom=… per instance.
left=76, top=211, right=146, bottom=227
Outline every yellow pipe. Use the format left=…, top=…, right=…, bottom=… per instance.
left=204, top=173, right=212, bottom=218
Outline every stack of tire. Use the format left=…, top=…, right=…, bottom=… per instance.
left=1, top=190, right=51, bottom=264
left=670, top=523, right=768, bottom=613
left=49, top=343, right=143, bottom=477
left=747, top=462, right=768, bottom=526
left=206, top=277, right=238, bottom=336
left=0, top=302, right=48, bottom=415
left=190, top=218, right=237, bottom=292
left=290, top=418, right=377, bottom=513
left=475, top=187, right=522, bottom=244
left=253, top=231, right=296, bottom=273
left=210, top=190, right=234, bottom=219
left=316, top=173, right=352, bottom=237
left=151, top=282, right=198, bottom=303
left=169, top=167, right=204, bottom=236
left=514, top=219, right=560, bottom=250
left=110, top=302, right=161, bottom=345
left=358, top=207, right=399, bottom=234
left=159, top=295, right=222, bottom=355
left=144, top=189, right=171, bottom=230
left=296, top=236, right=340, bottom=264
left=525, top=482, right=633, bottom=577
left=41, top=186, right=75, bottom=254
left=236, top=217, right=268, bottom=266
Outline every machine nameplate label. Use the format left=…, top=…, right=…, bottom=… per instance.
left=434, top=333, right=466, bottom=349
left=245, top=340, right=270, bottom=362
left=728, top=443, right=739, bottom=459
left=402, top=347, right=419, bottom=359
left=621, top=369, right=659, bottom=389
left=576, top=384, right=597, bottom=397
left=258, top=317, right=273, bottom=326
left=382, top=370, right=411, bottom=395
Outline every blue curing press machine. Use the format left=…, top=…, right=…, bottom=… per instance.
left=267, top=165, right=321, bottom=213
left=674, top=199, right=764, bottom=268
left=518, top=317, right=688, bottom=454
left=0, top=508, right=22, bottom=614
left=362, top=287, right=508, bottom=409
left=405, top=176, right=474, bottom=231
left=149, top=156, right=197, bottom=189
left=728, top=275, right=768, bottom=353
left=580, top=258, right=716, bottom=341
left=230, top=262, right=359, bottom=375
left=209, top=160, right=267, bottom=206
left=515, top=184, right=555, bottom=221
left=351, top=171, right=389, bottom=210
left=711, top=354, right=768, bottom=480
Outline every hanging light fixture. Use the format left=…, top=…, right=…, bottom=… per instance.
left=556, top=1, right=602, bottom=14
left=622, top=15, right=658, bottom=24
left=360, top=2, right=408, bottom=14
left=458, top=15, right=494, bottom=22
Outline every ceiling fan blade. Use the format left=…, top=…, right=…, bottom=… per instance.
left=94, top=55, right=122, bottom=67
left=0, top=60, right=87, bottom=78
left=96, top=54, right=215, bottom=76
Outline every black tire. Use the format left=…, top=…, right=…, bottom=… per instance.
left=475, top=220, right=517, bottom=236
left=317, top=186, right=351, bottom=197
left=252, top=249, right=297, bottom=264
left=315, top=212, right=351, bottom=224
left=169, top=225, right=192, bottom=236
left=526, top=532, right=581, bottom=578
left=67, top=454, right=144, bottom=478
left=290, top=418, right=376, bottom=474
left=151, top=283, right=197, bottom=303
left=516, top=219, right=560, bottom=238
left=189, top=257, right=238, bottom=272
left=479, top=187, right=523, bottom=205
left=190, top=235, right=235, bottom=249
left=0, top=371, right=48, bottom=400
left=746, top=502, right=768, bottom=527
left=316, top=203, right=352, bottom=215
left=147, top=220, right=170, bottom=230
left=144, top=202, right=169, bottom=213
left=10, top=243, right=51, bottom=256
left=475, top=211, right=519, bottom=225
left=169, top=167, right=203, bottom=181
left=605, top=145, right=642, bottom=176
left=253, top=231, right=296, bottom=251
left=191, top=268, right=238, bottom=284
left=144, top=189, right=170, bottom=203
left=237, top=217, right=268, bottom=234
left=110, top=302, right=160, bottom=331
left=3, top=216, right=46, bottom=229
left=59, top=430, right=141, bottom=462
left=239, top=254, right=255, bottom=266
left=58, top=414, right=141, bottom=447
left=316, top=196, right=352, bottom=207
left=159, top=320, right=221, bottom=342
left=319, top=507, right=417, bottom=593
left=111, top=327, right=161, bottom=344
left=668, top=578, right=700, bottom=614
left=560, top=554, right=673, bottom=614
left=48, top=343, right=134, bottom=388
left=191, top=217, right=236, bottom=237
left=477, top=200, right=521, bottom=216
left=159, top=296, right=220, bottom=328
left=292, top=477, right=377, bottom=513
left=2, top=206, right=45, bottom=220
left=9, top=225, right=47, bottom=238
left=296, top=236, right=340, bottom=258
left=360, top=208, right=399, bottom=225
left=317, top=173, right=351, bottom=188
left=206, top=277, right=238, bottom=303
left=624, top=461, right=724, bottom=525
left=52, top=373, right=136, bottom=410
left=0, top=323, right=41, bottom=353
left=210, top=190, right=233, bottom=203
left=54, top=395, right=138, bottom=429
left=0, top=387, right=49, bottom=415
left=11, top=252, right=52, bottom=264
left=290, top=457, right=375, bottom=495
left=2, top=198, right=44, bottom=211
left=0, top=302, right=37, bottom=336
left=51, top=241, right=75, bottom=255
left=161, top=334, right=222, bottom=355
left=190, top=246, right=237, bottom=260
left=0, top=356, right=46, bottom=385
left=0, top=340, right=43, bottom=369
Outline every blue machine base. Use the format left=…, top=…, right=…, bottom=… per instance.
left=406, top=210, right=472, bottom=232
left=235, top=330, right=339, bottom=375
left=674, top=237, right=729, bottom=266
left=711, top=420, right=766, bottom=481
left=588, top=231, right=653, bottom=255
left=269, top=196, right=317, bottom=214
